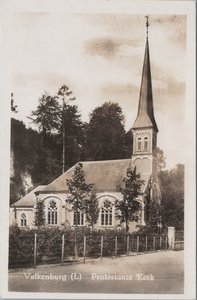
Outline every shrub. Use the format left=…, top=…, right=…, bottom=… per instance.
left=8, top=226, right=168, bottom=268
left=9, top=225, right=36, bottom=268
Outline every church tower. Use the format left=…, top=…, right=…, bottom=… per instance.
left=131, top=17, right=158, bottom=181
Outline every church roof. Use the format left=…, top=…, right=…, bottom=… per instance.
left=11, top=160, right=151, bottom=207
left=38, top=159, right=150, bottom=194
left=40, top=159, right=132, bottom=193
left=132, top=38, right=158, bottom=132
left=11, top=185, right=45, bottom=207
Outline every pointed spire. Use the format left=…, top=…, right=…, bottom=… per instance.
left=132, top=17, right=158, bottom=132
left=145, top=15, right=149, bottom=40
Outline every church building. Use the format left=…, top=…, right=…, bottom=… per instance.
left=10, top=19, right=161, bottom=232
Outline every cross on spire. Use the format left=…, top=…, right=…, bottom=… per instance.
left=145, top=15, right=149, bottom=39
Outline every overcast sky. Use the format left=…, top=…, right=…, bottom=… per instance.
left=11, top=13, right=186, bottom=169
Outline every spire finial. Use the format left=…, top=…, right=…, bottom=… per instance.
left=145, top=15, right=149, bottom=39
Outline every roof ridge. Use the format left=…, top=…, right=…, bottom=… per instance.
left=80, top=158, right=132, bottom=164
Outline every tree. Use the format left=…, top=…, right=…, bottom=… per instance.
left=66, top=163, right=93, bottom=217
left=34, top=199, right=45, bottom=227
left=10, top=118, right=40, bottom=204
left=144, top=199, right=163, bottom=234
left=29, top=92, right=61, bottom=135
left=86, top=102, right=127, bottom=160
left=58, top=84, right=76, bottom=173
left=29, top=91, right=65, bottom=184
left=11, top=85, right=86, bottom=192
left=57, top=84, right=76, bottom=103
left=30, top=133, right=62, bottom=185
left=29, top=94, right=62, bottom=181
left=116, top=167, right=144, bottom=232
left=11, top=93, right=18, bottom=113
left=66, top=163, right=93, bottom=258
left=159, top=164, right=184, bottom=229
left=124, top=129, right=133, bottom=157
left=141, top=148, right=165, bottom=233
left=155, top=147, right=166, bottom=172
left=85, top=190, right=99, bottom=229
left=57, top=104, right=86, bottom=171
left=29, top=86, right=85, bottom=175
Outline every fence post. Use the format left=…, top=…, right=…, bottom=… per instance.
left=160, top=236, right=162, bottom=250
left=115, top=236, right=118, bottom=257
left=61, top=234, right=65, bottom=265
left=33, top=233, right=37, bottom=269
left=83, top=236, right=86, bottom=263
left=145, top=235, right=148, bottom=252
left=137, top=236, right=139, bottom=254
left=153, top=236, right=155, bottom=251
left=100, top=236, right=103, bottom=260
left=168, top=227, right=175, bottom=250
left=127, top=236, right=130, bottom=255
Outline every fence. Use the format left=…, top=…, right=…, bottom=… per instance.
left=9, top=231, right=169, bottom=269
left=174, top=230, right=184, bottom=251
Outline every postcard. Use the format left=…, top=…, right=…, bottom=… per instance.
left=0, top=0, right=196, bottom=299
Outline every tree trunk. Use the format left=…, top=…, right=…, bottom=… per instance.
left=62, top=99, right=65, bottom=174
left=91, top=221, right=94, bottom=231
left=74, top=214, right=78, bottom=260
left=126, top=218, right=129, bottom=233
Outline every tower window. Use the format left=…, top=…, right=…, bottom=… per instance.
left=101, top=200, right=113, bottom=226
left=144, top=137, right=149, bottom=151
left=20, top=213, right=27, bottom=227
left=137, top=137, right=142, bottom=151
left=73, top=211, right=84, bottom=226
left=47, top=200, right=58, bottom=225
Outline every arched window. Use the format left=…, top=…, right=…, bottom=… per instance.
left=47, top=200, right=58, bottom=225
left=137, top=137, right=142, bottom=151
left=101, top=200, right=113, bottom=226
left=21, top=213, right=27, bottom=227
left=73, top=211, right=84, bottom=226
left=144, top=137, right=149, bottom=151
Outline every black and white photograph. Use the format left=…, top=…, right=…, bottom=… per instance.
left=0, top=0, right=196, bottom=299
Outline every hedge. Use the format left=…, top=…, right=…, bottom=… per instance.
left=9, top=225, right=168, bottom=268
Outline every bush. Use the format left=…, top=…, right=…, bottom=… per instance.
left=9, top=225, right=36, bottom=268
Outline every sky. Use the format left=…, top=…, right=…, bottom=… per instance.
left=11, top=13, right=186, bottom=169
